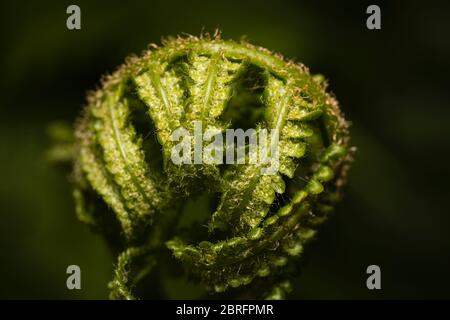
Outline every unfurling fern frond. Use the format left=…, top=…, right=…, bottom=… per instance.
left=70, top=34, right=353, bottom=299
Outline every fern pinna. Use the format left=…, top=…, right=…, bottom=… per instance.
left=72, top=35, right=353, bottom=299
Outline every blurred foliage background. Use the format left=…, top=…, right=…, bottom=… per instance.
left=1, top=0, right=450, bottom=299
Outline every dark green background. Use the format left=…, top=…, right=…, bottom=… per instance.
left=1, top=1, right=450, bottom=299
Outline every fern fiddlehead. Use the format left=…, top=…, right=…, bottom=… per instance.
left=72, top=34, right=353, bottom=299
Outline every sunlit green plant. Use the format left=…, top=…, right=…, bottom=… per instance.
left=61, top=34, right=352, bottom=299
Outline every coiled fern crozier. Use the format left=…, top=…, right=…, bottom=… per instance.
left=70, top=34, right=353, bottom=299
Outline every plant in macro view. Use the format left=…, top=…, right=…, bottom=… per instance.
left=55, top=34, right=353, bottom=299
